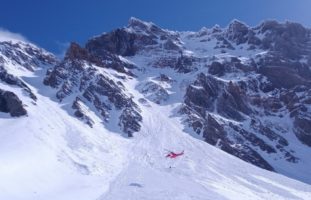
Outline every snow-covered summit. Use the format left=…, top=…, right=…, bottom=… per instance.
left=128, top=17, right=155, bottom=30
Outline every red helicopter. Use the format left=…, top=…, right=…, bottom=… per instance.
left=165, top=150, right=184, bottom=159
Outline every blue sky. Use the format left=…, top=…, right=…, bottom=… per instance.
left=0, top=0, right=310, bottom=55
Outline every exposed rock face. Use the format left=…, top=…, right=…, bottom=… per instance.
left=86, top=28, right=156, bottom=57
left=0, top=65, right=37, bottom=100
left=85, top=17, right=182, bottom=57
left=170, top=19, right=311, bottom=170
left=208, top=61, right=226, bottom=76
left=181, top=49, right=311, bottom=168
left=217, top=81, right=251, bottom=121
left=258, top=21, right=311, bottom=59
left=0, top=41, right=57, bottom=118
left=0, top=41, right=56, bottom=71
left=44, top=44, right=142, bottom=136
left=0, top=89, right=27, bottom=117
left=226, top=20, right=250, bottom=45
left=65, top=42, right=135, bottom=74
left=72, top=97, right=95, bottom=127
left=184, top=74, right=220, bottom=116
left=119, top=106, right=142, bottom=137
left=294, top=117, right=311, bottom=147
left=182, top=73, right=275, bottom=170
left=258, top=66, right=311, bottom=90
left=277, top=89, right=311, bottom=147
left=0, top=41, right=57, bottom=101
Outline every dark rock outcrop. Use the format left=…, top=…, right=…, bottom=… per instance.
left=86, top=28, right=156, bottom=57
left=258, top=66, right=311, bottom=89
left=65, top=42, right=135, bottom=74
left=0, top=41, right=57, bottom=102
left=205, top=114, right=274, bottom=171
left=257, top=21, right=311, bottom=59
left=217, top=81, right=251, bottom=121
left=226, top=20, right=250, bottom=45
left=294, top=117, right=311, bottom=147
left=208, top=61, right=226, bottom=76
left=0, top=89, right=27, bottom=117
left=44, top=47, right=142, bottom=136
left=0, top=41, right=56, bottom=71
left=72, top=97, right=95, bottom=127
left=85, top=18, right=181, bottom=58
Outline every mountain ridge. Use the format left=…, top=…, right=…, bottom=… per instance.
left=1, top=18, right=311, bottom=200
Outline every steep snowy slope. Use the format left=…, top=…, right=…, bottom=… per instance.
left=99, top=101, right=311, bottom=200
left=1, top=18, right=311, bottom=200
left=0, top=40, right=128, bottom=200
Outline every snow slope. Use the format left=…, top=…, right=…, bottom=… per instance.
left=0, top=65, right=128, bottom=199
left=100, top=103, right=311, bottom=200
left=1, top=61, right=311, bottom=200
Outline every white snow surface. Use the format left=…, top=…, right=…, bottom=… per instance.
left=1, top=61, right=311, bottom=200
left=0, top=28, right=28, bottom=43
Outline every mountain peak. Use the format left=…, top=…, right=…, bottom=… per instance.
left=229, top=19, right=248, bottom=25
left=128, top=17, right=153, bottom=30
left=64, top=42, right=88, bottom=60
left=211, top=24, right=222, bottom=33
left=127, top=17, right=165, bottom=35
left=227, top=19, right=249, bottom=30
